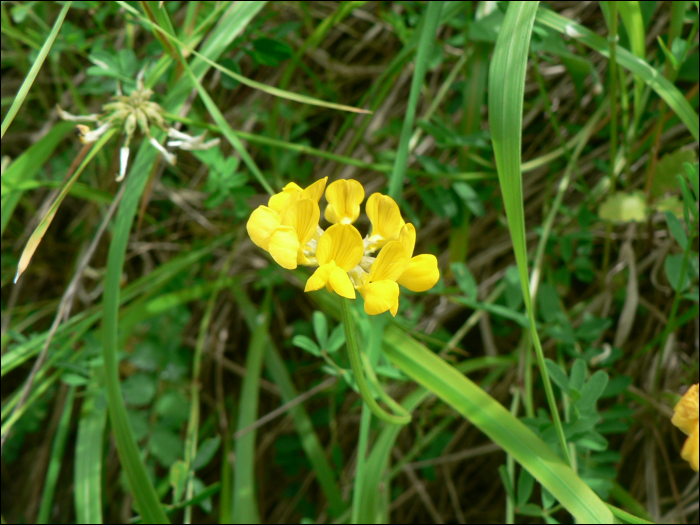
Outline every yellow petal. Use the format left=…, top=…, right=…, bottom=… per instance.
left=366, top=193, right=405, bottom=243
left=281, top=198, right=320, bottom=246
left=681, top=423, right=699, bottom=472
left=269, top=225, right=300, bottom=269
left=247, top=206, right=281, bottom=250
left=369, top=241, right=408, bottom=283
left=305, top=262, right=336, bottom=292
left=324, top=179, right=365, bottom=224
left=399, top=223, right=416, bottom=258
left=672, top=384, right=699, bottom=436
left=329, top=265, right=356, bottom=299
left=315, top=224, right=364, bottom=270
left=303, top=177, right=328, bottom=203
left=268, top=182, right=303, bottom=213
left=397, top=254, right=440, bottom=292
left=360, top=281, right=400, bottom=316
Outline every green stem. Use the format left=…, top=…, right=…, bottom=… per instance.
left=602, top=1, right=619, bottom=278
left=339, top=298, right=411, bottom=425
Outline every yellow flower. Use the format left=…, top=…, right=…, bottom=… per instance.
left=672, top=384, right=699, bottom=472
left=397, top=224, right=440, bottom=292
left=358, top=241, right=408, bottom=316
left=268, top=177, right=328, bottom=214
left=325, top=179, right=365, bottom=224
left=246, top=178, right=327, bottom=269
left=305, top=224, right=364, bottom=299
left=365, top=193, right=405, bottom=251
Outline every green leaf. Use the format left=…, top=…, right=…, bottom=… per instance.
left=450, top=261, right=478, bottom=299
left=192, top=436, right=221, bottom=472
left=665, top=253, right=691, bottom=291
left=292, top=335, right=322, bottom=357
left=326, top=324, right=346, bottom=354
left=517, top=468, right=536, bottom=507
left=598, top=191, right=648, bottom=223
left=252, top=37, right=293, bottom=66
left=569, top=359, right=587, bottom=392
left=651, top=149, right=697, bottom=199
left=121, top=373, right=157, bottom=407
left=577, top=371, right=609, bottom=413
left=665, top=211, right=689, bottom=250
left=452, top=181, right=486, bottom=217
left=169, top=460, right=188, bottom=501
left=545, top=359, right=571, bottom=395
left=312, top=311, right=329, bottom=349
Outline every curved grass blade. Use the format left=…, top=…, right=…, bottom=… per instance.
left=14, top=128, right=117, bottom=283
left=37, top=386, right=76, bottom=524
left=616, top=1, right=645, bottom=123
left=102, top=140, right=169, bottom=524
left=1, top=2, right=71, bottom=139
left=382, top=326, right=614, bottom=524
left=387, top=1, right=443, bottom=200
left=536, top=7, right=699, bottom=141
left=231, top=287, right=346, bottom=517
left=0, top=121, right=75, bottom=237
left=489, top=0, right=571, bottom=465
left=74, top=388, right=107, bottom=524
left=232, top=289, right=272, bottom=524
left=116, top=1, right=370, bottom=115
left=307, top=286, right=613, bottom=523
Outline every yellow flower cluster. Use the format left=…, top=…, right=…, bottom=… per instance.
left=247, top=178, right=440, bottom=316
left=671, top=383, right=699, bottom=472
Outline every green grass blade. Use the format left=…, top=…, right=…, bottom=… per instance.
left=117, top=1, right=368, bottom=115
left=231, top=289, right=272, bottom=524
left=536, top=7, right=699, bottom=141
left=74, top=388, right=107, bottom=524
left=382, top=326, right=614, bottom=524
left=37, top=386, right=76, bottom=524
left=0, top=2, right=71, bottom=139
left=13, top=128, right=116, bottom=283
left=102, top=140, right=169, bottom=524
left=387, top=1, right=443, bottom=200
left=0, top=120, right=74, bottom=237
left=232, top=287, right=346, bottom=517
left=489, top=0, right=570, bottom=464
left=616, top=1, right=645, bottom=124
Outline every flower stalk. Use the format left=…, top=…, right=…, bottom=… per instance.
left=340, top=297, right=411, bottom=425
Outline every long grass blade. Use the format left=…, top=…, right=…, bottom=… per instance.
left=37, top=386, right=76, bottom=524
left=536, top=7, right=699, bottom=141
left=1, top=2, right=71, bottom=138
left=0, top=121, right=75, bottom=237
left=231, top=289, right=272, bottom=524
left=13, top=128, right=116, bottom=282
left=387, top=1, right=443, bottom=199
left=489, top=0, right=571, bottom=465
left=74, top=388, right=107, bottom=524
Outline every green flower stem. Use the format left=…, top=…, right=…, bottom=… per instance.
left=339, top=298, right=411, bottom=425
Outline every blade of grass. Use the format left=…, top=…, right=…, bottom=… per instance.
left=387, top=1, right=443, bottom=200
left=0, top=120, right=75, bottom=237
left=37, top=385, right=76, bottom=524
left=231, top=288, right=272, bottom=524
left=117, top=1, right=369, bottom=116
left=98, top=3, right=257, bottom=518
left=382, top=326, right=613, bottom=523
left=0, top=2, right=71, bottom=138
left=616, top=1, right=645, bottom=126
left=14, top=128, right=117, bottom=283
left=308, top=287, right=613, bottom=523
left=489, top=1, right=571, bottom=465
left=102, top=139, right=169, bottom=524
left=536, top=7, right=699, bottom=141
left=74, top=386, right=107, bottom=524
left=231, top=287, right=346, bottom=517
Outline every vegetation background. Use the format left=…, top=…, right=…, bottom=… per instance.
left=1, top=1, right=698, bottom=524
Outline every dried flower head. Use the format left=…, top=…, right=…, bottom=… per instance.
left=58, top=69, right=219, bottom=181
